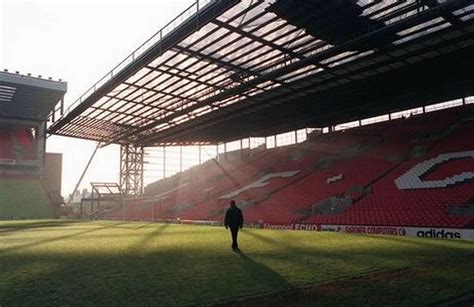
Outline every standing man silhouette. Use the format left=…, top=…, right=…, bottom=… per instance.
left=224, top=200, right=244, bottom=250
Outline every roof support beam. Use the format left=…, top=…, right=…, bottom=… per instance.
left=122, top=82, right=199, bottom=107
left=212, top=19, right=305, bottom=60
left=48, top=0, right=239, bottom=134
left=100, top=0, right=471, bottom=146
left=147, top=66, right=227, bottom=91
left=174, top=45, right=259, bottom=80
left=423, top=0, right=463, bottom=26
left=104, top=94, right=177, bottom=113
left=211, top=19, right=337, bottom=78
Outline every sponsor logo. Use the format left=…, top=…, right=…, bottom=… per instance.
left=0, top=159, right=16, bottom=165
left=320, top=225, right=340, bottom=232
left=243, top=223, right=261, bottom=229
left=321, top=225, right=407, bottom=236
left=416, top=229, right=462, bottom=239
left=263, top=223, right=293, bottom=230
left=262, top=223, right=320, bottom=231
left=294, top=224, right=320, bottom=231
left=366, top=227, right=406, bottom=236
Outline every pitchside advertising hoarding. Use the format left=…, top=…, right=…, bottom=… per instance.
left=149, top=219, right=474, bottom=240
left=260, top=223, right=474, bottom=241
left=320, top=224, right=474, bottom=240
left=0, top=159, right=16, bottom=165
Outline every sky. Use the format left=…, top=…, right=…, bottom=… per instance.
left=1, top=0, right=193, bottom=196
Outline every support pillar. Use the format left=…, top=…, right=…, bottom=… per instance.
left=163, top=146, right=166, bottom=179
left=240, top=139, right=243, bottom=157
left=199, top=145, right=202, bottom=164
left=179, top=146, right=183, bottom=172
left=37, top=122, right=47, bottom=177
left=119, top=144, right=144, bottom=197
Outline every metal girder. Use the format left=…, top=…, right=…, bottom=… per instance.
left=148, top=66, right=228, bottom=91
left=119, top=144, right=144, bottom=196
left=102, top=0, right=471, bottom=146
left=48, top=0, right=239, bottom=134
left=47, top=0, right=474, bottom=147
left=137, top=23, right=474, bottom=145
left=423, top=0, right=463, bottom=26
left=173, top=45, right=259, bottom=80
left=212, top=19, right=306, bottom=60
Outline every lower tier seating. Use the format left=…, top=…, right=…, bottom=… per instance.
left=103, top=106, right=474, bottom=229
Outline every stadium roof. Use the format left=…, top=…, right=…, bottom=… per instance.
left=0, top=70, right=67, bottom=125
left=48, top=0, right=474, bottom=146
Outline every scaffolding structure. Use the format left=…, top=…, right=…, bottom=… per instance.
left=81, top=182, right=124, bottom=216
left=120, top=145, right=144, bottom=196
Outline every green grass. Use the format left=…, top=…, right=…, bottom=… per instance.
left=0, top=179, right=54, bottom=218
left=0, top=220, right=473, bottom=306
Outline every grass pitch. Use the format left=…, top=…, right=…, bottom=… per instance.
left=0, top=220, right=473, bottom=306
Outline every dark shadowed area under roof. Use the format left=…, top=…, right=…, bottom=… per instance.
left=47, top=0, right=474, bottom=146
left=0, top=71, right=67, bottom=124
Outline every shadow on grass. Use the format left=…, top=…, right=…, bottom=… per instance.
left=133, top=223, right=170, bottom=248
left=2, top=245, right=472, bottom=307
left=1, top=227, right=473, bottom=306
left=0, top=222, right=130, bottom=254
left=366, top=232, right=474, bottom=250
left=0, top=248, right=292, bottom=306
left=240, top=228, right=474, bottom=275
left=0, top=220, right=84, bottom=234
left=94, top=221, right=157, bottom=230
left=235, top=249, right=291, bottom=290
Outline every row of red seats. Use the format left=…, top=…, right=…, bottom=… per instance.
left=0, top=129, right=36, bottom=160
left=103, top=106, right=474, bottom=229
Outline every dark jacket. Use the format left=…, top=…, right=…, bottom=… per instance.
left=225, top=206, right=243, bottom=229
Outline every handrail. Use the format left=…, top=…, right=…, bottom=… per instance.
left=59, top=0, right=215, bottom=120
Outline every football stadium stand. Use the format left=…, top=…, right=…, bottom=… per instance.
left=41, top=0, right=473, bottom=238
left=102, top=105, right=474, bottom=229
left=0, top=70, right=66, bottom=218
